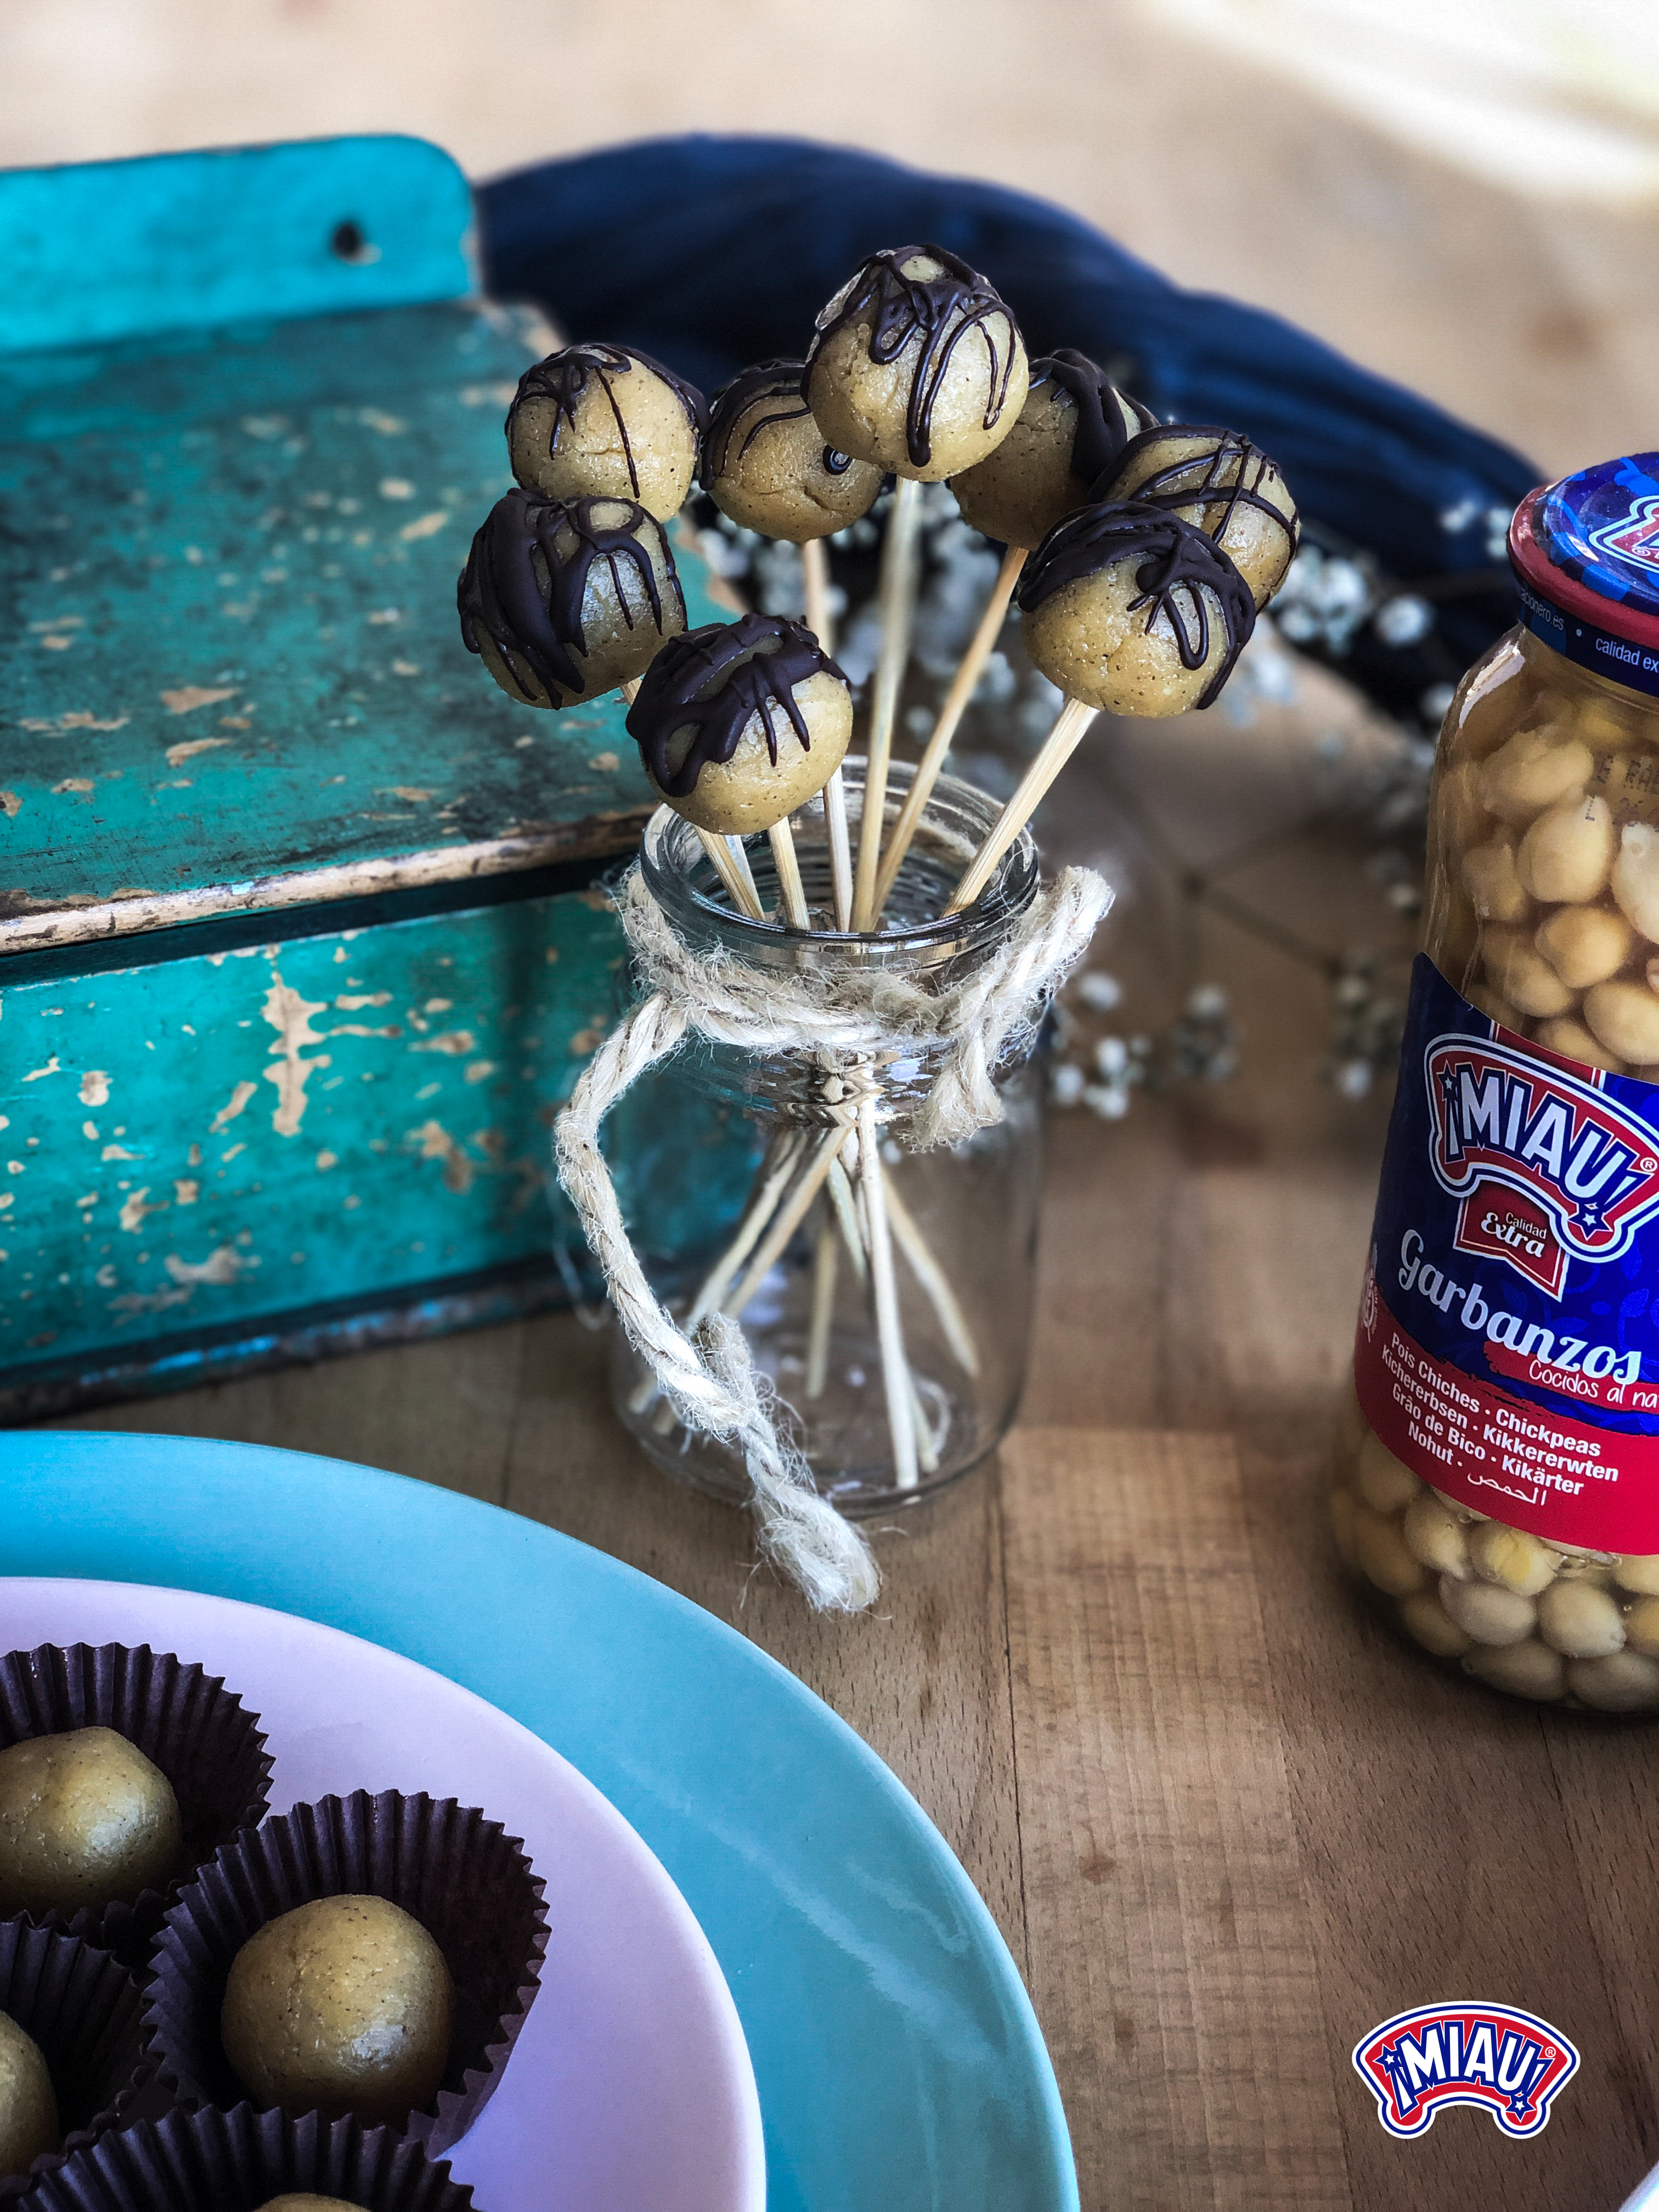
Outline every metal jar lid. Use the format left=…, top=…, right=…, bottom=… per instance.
left=1509, top=453, right=1659, bottom=699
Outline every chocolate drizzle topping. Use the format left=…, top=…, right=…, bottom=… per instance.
left=506, top=343, right=706, bottom=502
left=702, top=358, right=856, bottom=487
left=1107, top=424, right=1295, bottom=548
left=808, top=244, right=1020, bottom=470
left=1030, top=348, right=1156, bottom=493
left=458, top=489, right=683, bottom=707
left=625, top=611, right=847, bottom=798
left=1018, top=500, right=1256, bottom=709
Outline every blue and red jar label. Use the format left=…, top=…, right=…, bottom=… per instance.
left=1356, top=956, right=1659, bottom=1549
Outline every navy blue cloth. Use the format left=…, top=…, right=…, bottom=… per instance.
left=478, top=134, right=1539, bottom=710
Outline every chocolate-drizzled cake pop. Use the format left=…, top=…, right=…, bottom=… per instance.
left=1018, top=500, right=1256, bottom=715
left=506, top=343, right=706, bottom=521
left=805, top=246, right=1029, bottom=481
left=625, top=612, right=853, bottom=836
left=1103, top=426, right=1298, bottom=606
left=951, top=349, right=1154, bottom=549
left=701, top=360, right=883, bottom=541
left=458, top=489, right=686, bottom=710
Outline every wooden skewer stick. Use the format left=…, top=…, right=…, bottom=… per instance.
left=699, top=829, right=766, bottom=920
left=768, top=818, right=811, bottom=929
left=885, top=1176, right=980, bottom=1376
left=802, top=537, right=854, bottom=930
left=680, top=1131, right=806, bottom=1334
left=723, top=1123, right=851, bottom=1320
left=620, top=675, right=768, bottom=922
left=908, top=1368, right=941, bottom=1476
left=804, top=1098, right=877, bottom=1402
left=852, top=474, right=924, bottom=932
left=629, top=1130, right=805, bottom=1414
left=872, top=543, right=1027, bottom=922
left=856, top=1090, right=918, bottom=1489
left=943, top=695, right=1099, bottom=917
left=822, top=783, right=854, bottom=933
left=826, top=1155, right=868, bottom=1281
left=804, top=1202, right=839, bottom=1401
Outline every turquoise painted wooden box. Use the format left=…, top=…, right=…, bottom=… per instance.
left=0, top=135, right=746, bottom=1419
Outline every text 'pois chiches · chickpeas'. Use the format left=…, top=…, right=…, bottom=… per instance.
left=1336, top=453, right=1659, bottom=1713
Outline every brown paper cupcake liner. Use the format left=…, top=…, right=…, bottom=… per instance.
left=16, top=2105, right=478, bottom=2212
left=0, top=1645, right=273, bottom=1965
left=0, top=1917, right=159, bottom=2202
left=142, top=1790, right=548, bottom=2157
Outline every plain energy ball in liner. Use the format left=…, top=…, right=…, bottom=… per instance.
left=1017, top=501, right=1256, bottom=717
left=625, top=612, right=852, bottom=838
left=458, top=490, right=685, bottom=712
left=1103, top=426, right=1299, bottom=608
left=950, top=349, right=1153, bottom=550
left=505, top=343, right=704, bottom=520
left=805, top=245, right=1029, bottom=481
left=701, top=360, right=882, bottom=541
left=0, top=1727, right=182, bottom=1916
left=222, top=1894, right=454, bottom=2125
left=0, top=2013, right=58, bottom=2180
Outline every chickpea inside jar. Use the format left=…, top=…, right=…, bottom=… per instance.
left=1336, top=454, right=1659, bottom=1712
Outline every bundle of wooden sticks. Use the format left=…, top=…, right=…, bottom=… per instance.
left=459, top=244, right=1299, bottom=1496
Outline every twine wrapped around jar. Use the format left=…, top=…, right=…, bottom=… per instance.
left=554, top=858, right=1110, bottom=1611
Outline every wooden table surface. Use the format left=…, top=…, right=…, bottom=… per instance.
left=46, top=714, right=1659, bottom=2211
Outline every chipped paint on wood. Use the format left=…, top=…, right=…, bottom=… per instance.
left=209, top=1081, right=256, bottom=1133
left=0, top=290, right=726, bottom=960
left=261, top=974, right=330, bottom=1136
left=0, top=138, right=743, bottom=1408
left=0, top=890, right=758, bottom=1392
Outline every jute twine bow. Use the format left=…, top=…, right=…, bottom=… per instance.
left=554, top=860, right=1112, bottom=1611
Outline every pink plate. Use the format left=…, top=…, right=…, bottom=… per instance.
left=0, top=1578, right=765, bottom=2212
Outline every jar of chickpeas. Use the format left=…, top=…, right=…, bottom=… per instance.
left=1336, top=453, right=1659, bottom=1711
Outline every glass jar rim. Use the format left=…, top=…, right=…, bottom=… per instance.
left=638, top=755, right=1041, bottom=977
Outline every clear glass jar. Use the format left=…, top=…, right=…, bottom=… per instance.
left=609, top=760, right=1044, bottom=1516
left=1336, top=456, right=1659, bottom=1711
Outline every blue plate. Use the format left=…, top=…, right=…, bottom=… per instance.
left=0, top=1431, right=1075, bottom=2212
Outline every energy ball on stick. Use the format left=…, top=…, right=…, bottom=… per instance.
left=946, top=501, right=1257, bottom=914
left=805, top=245, right=1029, bottom=928
left=952, top=349, right=1153, bottom=552
left=626, top=612, right=853, bottom=926
left=506, top=342, right=705, bottom=520
left=702, top=359, right=882, bottom=926
left=458, top=489, right=685, bottom=710
left=1104, top=425, right=1299, bottom=606
left=876, top=351, right=1153, bottom=918
left=805, top=245, right=1029, bottom=481
left=458, top=489, right=759, bottom=911
left=701, top=359, right=882, bottom=541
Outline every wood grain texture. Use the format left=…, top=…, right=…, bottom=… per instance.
left=1002, top=1426, right=1351, bottom=2210
left=49, top=720, right=1659, bottom=2207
